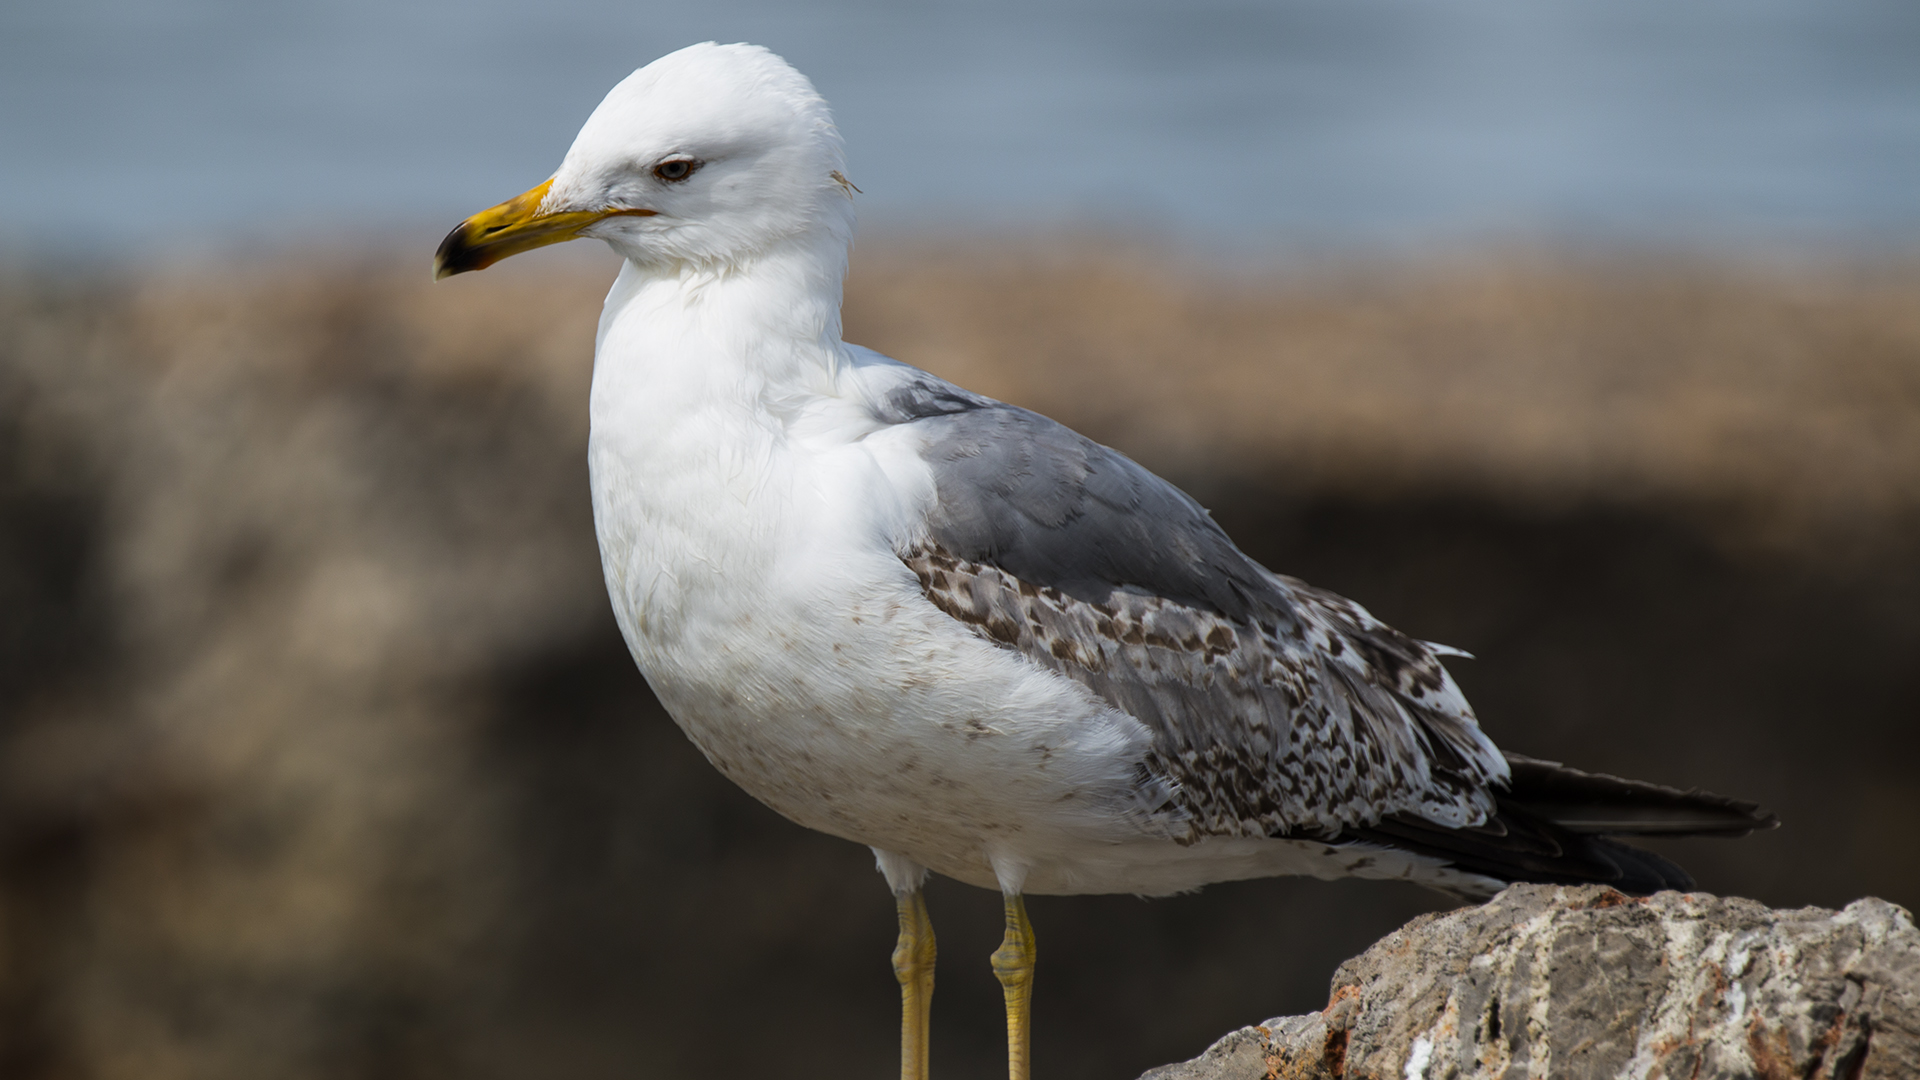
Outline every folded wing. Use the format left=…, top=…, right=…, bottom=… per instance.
left=869, top=364, right=1775, bottom=892
left=873, top=368, right=1508, bottom=840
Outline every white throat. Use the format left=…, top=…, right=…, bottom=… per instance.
left=594, top=227, right=852, bottom=399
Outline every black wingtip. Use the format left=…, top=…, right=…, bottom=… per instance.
left=1342, top=754, right=1776, bottom=896
left=1589, top=835, right=1696, bottom=895
left=1500, top=753, right=1778, bottom=839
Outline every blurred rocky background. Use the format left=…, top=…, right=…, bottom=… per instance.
left=2, top=248, right=1917, bottom=1080
left=6, top=0, right=1920, bottom=1076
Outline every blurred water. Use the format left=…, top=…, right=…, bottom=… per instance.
left=2, top=0, right=1916, bottom=256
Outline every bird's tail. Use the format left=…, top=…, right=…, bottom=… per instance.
left=1347, top=753, right=1777, bottom=898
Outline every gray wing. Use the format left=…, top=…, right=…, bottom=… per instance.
left=873, top=368, right=1509, bottom=841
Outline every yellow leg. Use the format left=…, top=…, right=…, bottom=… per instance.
left=990, top=892, right=1037, bottom=1080
left=893, top=889, right=936, bottom=1080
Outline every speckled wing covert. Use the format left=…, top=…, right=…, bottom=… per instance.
left=873, top=372, right=1511, bottom=843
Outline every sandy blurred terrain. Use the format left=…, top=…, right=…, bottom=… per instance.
left=2, top=247, right=1916, bottom=1080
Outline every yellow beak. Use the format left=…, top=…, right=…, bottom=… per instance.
left=433, top=179, right=656, bottom=279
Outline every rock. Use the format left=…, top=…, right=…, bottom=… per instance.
left=1141, top=883, right=1919, bottom=1080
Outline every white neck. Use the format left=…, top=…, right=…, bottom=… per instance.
left=583, top=226, right=872, bottom=640
left=593, top=230, right=852, bottom=408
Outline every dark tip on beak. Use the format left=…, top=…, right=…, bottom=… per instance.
left=433, top=221, right=485, bottom=281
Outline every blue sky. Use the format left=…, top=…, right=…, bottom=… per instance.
left=4, top=0, right=1916, bottom=256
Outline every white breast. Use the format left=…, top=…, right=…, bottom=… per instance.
left=583, top=262, right=1161, bottom=889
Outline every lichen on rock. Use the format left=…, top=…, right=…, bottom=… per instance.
left=1141, top=883, right=1918, bottom=1080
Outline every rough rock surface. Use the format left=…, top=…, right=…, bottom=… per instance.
left=1140, top=883, right=1918, bottom=1080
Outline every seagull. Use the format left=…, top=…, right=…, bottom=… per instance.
left=433, top=42, right=1774, bottom=1080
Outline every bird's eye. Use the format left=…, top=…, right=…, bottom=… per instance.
left=654, top=157, right=700, bottom=182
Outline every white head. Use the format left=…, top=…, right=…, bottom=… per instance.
left=434, top=43, right=854, bottom=278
